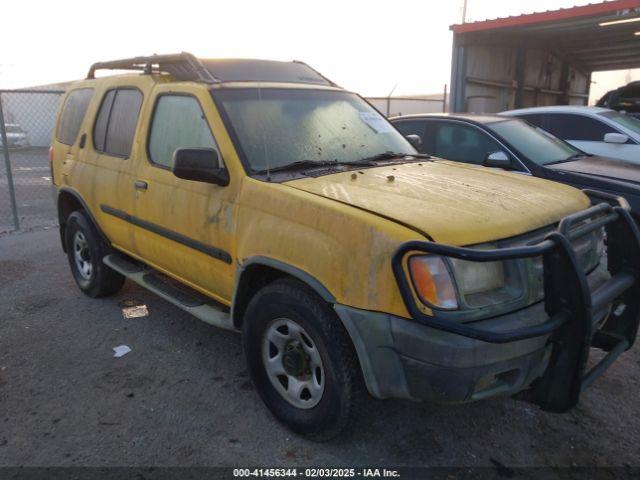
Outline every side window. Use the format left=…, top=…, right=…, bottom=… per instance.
left=517, top=114, right=546, bottom=129
left=56, top=88, right=94, bottom=145
left=92, top=88, right=143, bottom=157
left=148, top=95, right=219, bottom=169
left=393, top=120, right=426, bottom=152
left=93, top=90, right=115, bottom=152
left=546, top=114, right=616, bottom=142
left=432, top=123, right=502, bottom=165
left=620, top=85, right=640, bottom=99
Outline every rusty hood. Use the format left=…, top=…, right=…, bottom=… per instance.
left=285, top=160, right=590, bottom=245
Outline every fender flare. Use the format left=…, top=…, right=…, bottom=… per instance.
left=57, top=187, right=110, bottom=251
left=231, top=255, right=336, bottom=327
left=231, top=256, right=383, bottom=398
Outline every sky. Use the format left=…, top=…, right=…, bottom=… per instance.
left=1, top=0, right=638, bottom=102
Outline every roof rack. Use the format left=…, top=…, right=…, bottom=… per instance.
left=292, top=60, right=339, bottom=88
left=86, top=52, right=219, bottom=83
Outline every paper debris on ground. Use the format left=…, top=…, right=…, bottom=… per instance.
left=113, top=345, right=132, bottom=358
left=122, top=304, right=149, bottom=319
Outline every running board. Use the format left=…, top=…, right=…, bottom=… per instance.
left=103, top=254, right=236, bottom=332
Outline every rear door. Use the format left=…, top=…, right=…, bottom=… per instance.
left=74, top=78, right=148, bottom=253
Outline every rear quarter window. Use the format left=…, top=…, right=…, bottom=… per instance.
left=56, top=88, right=94, bottom=145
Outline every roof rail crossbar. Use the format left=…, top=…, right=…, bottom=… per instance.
left=86, top=52, right=219, bottom=83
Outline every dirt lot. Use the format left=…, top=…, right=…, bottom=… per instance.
left=1, top=229, right=640, bottom=471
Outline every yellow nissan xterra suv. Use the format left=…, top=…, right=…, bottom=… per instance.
left=52, top=53, right=640, bottom=440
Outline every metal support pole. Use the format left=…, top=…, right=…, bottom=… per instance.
left=450, top=36, right=468, bottom=113
left=443, top=84, right=448, bottom=112
left=513, top=47, right=526, bottom=110
left=559, top=62, right=570, bottom=105
left=0, top=93, right=20, bottom=231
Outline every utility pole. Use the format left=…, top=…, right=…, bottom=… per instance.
left=462, top=0, right=468, bottom=23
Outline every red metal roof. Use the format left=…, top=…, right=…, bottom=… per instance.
left=450, top=0, right=640, bottom=34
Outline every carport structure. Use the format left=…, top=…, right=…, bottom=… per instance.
left=449, top=0, right=640, bottom=112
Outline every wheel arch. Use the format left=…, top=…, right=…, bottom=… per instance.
left=231, top=256, right=336, bottom=329
left=57, top=188, right=108, bottom=252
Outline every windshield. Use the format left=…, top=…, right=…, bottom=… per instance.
left=213, top=88, right=415, bottom=173
left=489, top=119, right=580, bottom=165
left=599, top=111, right=640, bottom=136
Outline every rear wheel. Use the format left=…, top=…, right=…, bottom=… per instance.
left=65, top=210, right=124, bottom=297
left=243, top=278, right=364, bottom=441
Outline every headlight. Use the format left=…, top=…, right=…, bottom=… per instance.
left=407, top=228, right=604, bottom=314
left=409, top=256, right=458, bottom=310
left=531, top=226, right=605, bottom=301
left=408, top=253, right=516, bottom=311
left=450, top=253, right=521, bottom=309
left=574, top=227, right=605, bottom=273
left=449, top=257, right=505, bottom=295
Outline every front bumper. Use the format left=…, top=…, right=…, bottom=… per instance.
left=335, top=303, right=554, bottom=402
left=338, top=190, right=640, bottom=411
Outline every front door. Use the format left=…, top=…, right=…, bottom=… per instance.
left=129, top=86, right=238, bottom=304
left=544, top=113, right=640, bottom=162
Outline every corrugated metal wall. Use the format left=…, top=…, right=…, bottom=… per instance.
left=450, top=37, right=590, bottom=113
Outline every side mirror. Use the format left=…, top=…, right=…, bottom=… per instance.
left=483, top=151, right=512, bottom=169
left=172, top=148, right=229, bottom=186
left=405, top=134, right=422, bottom=150
left=604, top=132, right=628, bottom=144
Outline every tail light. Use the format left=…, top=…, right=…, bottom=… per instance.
left=49, top=145, right=55, bottom=185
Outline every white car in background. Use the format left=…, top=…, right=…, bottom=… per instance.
left=0, top=123, right=30, bottom=149
left=501, top=106, right=640, bottom=164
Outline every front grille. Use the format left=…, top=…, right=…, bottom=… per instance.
left=501, top=222, right=605, bottom=305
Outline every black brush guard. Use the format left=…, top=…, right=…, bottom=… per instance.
left=392, top=190, right=640, bottom=412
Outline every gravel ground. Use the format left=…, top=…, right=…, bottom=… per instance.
left=1, top=229, right=639, bottom=471
left=0, top=148, right=57, bottom=234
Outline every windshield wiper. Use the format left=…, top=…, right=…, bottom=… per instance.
left=255, top=152, right=431, bottom=175
left=256, top=157, right=392, bottom=174
left=255, top=159, right=342, bottom=174
left=355, top=151, right=431, bottom=163
left=548, top=153, right=589, bottom=165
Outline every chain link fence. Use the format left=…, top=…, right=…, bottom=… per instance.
left=0, top=89, right=64, bottom=234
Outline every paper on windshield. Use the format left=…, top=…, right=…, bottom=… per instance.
left=359, top=112, right=395, bottom=134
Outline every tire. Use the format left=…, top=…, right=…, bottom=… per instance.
left=65, top=210, right=125, bottom=298
left=242, top=278, right=364, bottom=441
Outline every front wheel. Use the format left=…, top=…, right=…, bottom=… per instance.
left=65, top=210, right=125, bottom=298
left=243, top=279, right=364, bottom=441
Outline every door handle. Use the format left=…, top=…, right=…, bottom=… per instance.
left=134, top=180, right=148, bottom=190
left=79, top=133, right=86, bottom=149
